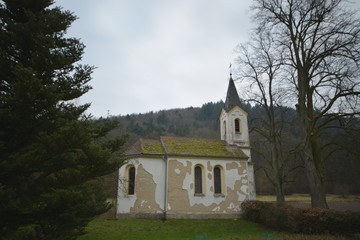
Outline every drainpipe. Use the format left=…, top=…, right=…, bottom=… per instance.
left=163, top=154, right=168, bottom=220
left=161, top=137, right=169, bottom=220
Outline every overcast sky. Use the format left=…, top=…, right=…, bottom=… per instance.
left=57, top=0, right=360, bottom=117
left=57, top=0, right=253, bottom=117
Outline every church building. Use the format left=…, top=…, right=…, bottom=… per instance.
left=116, top=74, right=256, bottom=219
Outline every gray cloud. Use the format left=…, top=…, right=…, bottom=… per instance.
left=59, top=0, right=254, bottom=116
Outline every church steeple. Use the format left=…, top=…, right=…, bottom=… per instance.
left=224, top=74, right=242, bottom=111
left=220, top=73, right=249, bottom=146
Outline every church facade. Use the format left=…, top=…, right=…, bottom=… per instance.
left=116, top=75, right=256, bottom=219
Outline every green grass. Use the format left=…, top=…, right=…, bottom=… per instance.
left=78, top=219, right=348, bottom=240
left=78, top=219, right=264, bottom=240
left=256, top=194, right=360, bottom=203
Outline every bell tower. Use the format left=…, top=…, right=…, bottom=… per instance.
left=219, top=72, right=255, bottom=200
left=219, top=74, right=249, bottom=147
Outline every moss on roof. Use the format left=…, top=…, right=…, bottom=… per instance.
left=124, top=139, right=164, bottom=155
left=125, top=136, right=248, bottom=159
left=140, top=139, right=165, bottom=154
left=161, top=136, right=247, bottom=158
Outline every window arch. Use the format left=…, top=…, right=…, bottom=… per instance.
left=214, top=166, right=222, bottom=194
left=128, top=166, right=135, bottom=195
left=194, top=165, right=203, bottom=194
left=235, top=118, right=241, bottom=133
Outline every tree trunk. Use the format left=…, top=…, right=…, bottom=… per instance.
left=297, top=99, right=329, bottom=208
left=307, top=131, right=328, bottom=208
left=272, top=143, right=285, bottom=202
left=274, top=176, right=285, bottom=202
left=303, top=152, right=328, bottom=208
left=268, top=103, right=286, bottom=203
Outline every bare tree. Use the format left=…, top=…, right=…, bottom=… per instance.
left=250, top=0, right=360, bottom=208
left=236, top=32, right=297, bottom=202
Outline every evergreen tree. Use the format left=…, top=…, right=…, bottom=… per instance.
left=0, top=1, right=126, bottom=239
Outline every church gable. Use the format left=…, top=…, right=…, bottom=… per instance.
left=220, top=105, right=248, bottom=116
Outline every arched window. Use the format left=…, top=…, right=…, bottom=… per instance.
left=235, top=118, right=241, bottom=133
left=194, top=166, right=203, bottom=194
left=128, top=166, right=135, bottom=195
left=214, top=166, right=222, bottom=194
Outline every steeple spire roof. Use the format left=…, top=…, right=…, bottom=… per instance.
left=224, top=74, right=242, bottom=111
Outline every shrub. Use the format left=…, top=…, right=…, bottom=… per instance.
left=297, top=208, right=360, bottom=235
left=240, top=200, right=270, bottom=224
left=241, top=200, right=360, bottom=235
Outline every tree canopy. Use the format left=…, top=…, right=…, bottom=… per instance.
left=239, top=0, right=360, bottom=208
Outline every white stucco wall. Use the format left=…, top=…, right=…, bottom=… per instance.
left=117, top=156, right=253, bottom=217
left=247, top=164, right=256, bottom=200
left=117, top=157, right=166, bottom=214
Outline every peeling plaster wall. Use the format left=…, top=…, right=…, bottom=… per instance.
left=220, top=107, right=249, bottom=146
left=247, top=164, right=256, bottom=200
left=167, top=157, right=250, bottom=217
left=117, top=156, right=254, bottom=219
left=117, top=157, right=165, bottom=216
left=239, top=148, right=256, bottom=200
left=219, top=106, right=256, bottom=202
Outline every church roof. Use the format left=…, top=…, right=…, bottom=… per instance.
left=224, top=75, right=242, bottom=111
left=125, top=136, right=248, bottom=159
left=125, top=138, right=165, bottom=155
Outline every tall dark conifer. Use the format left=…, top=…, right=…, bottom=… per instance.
left=0, top=1, right=126, bottom=239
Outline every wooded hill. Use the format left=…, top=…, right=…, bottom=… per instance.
left=104, top=101, right=360, bottom=196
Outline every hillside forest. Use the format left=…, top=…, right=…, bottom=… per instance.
left=102, top=101, right=360, bottom=198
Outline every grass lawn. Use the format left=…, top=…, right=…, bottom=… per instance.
left=78, top=219, right=348, bottom=240
left=256, top=194, right=360, bottom=203
left=83, top=195, right=359, bottom=239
